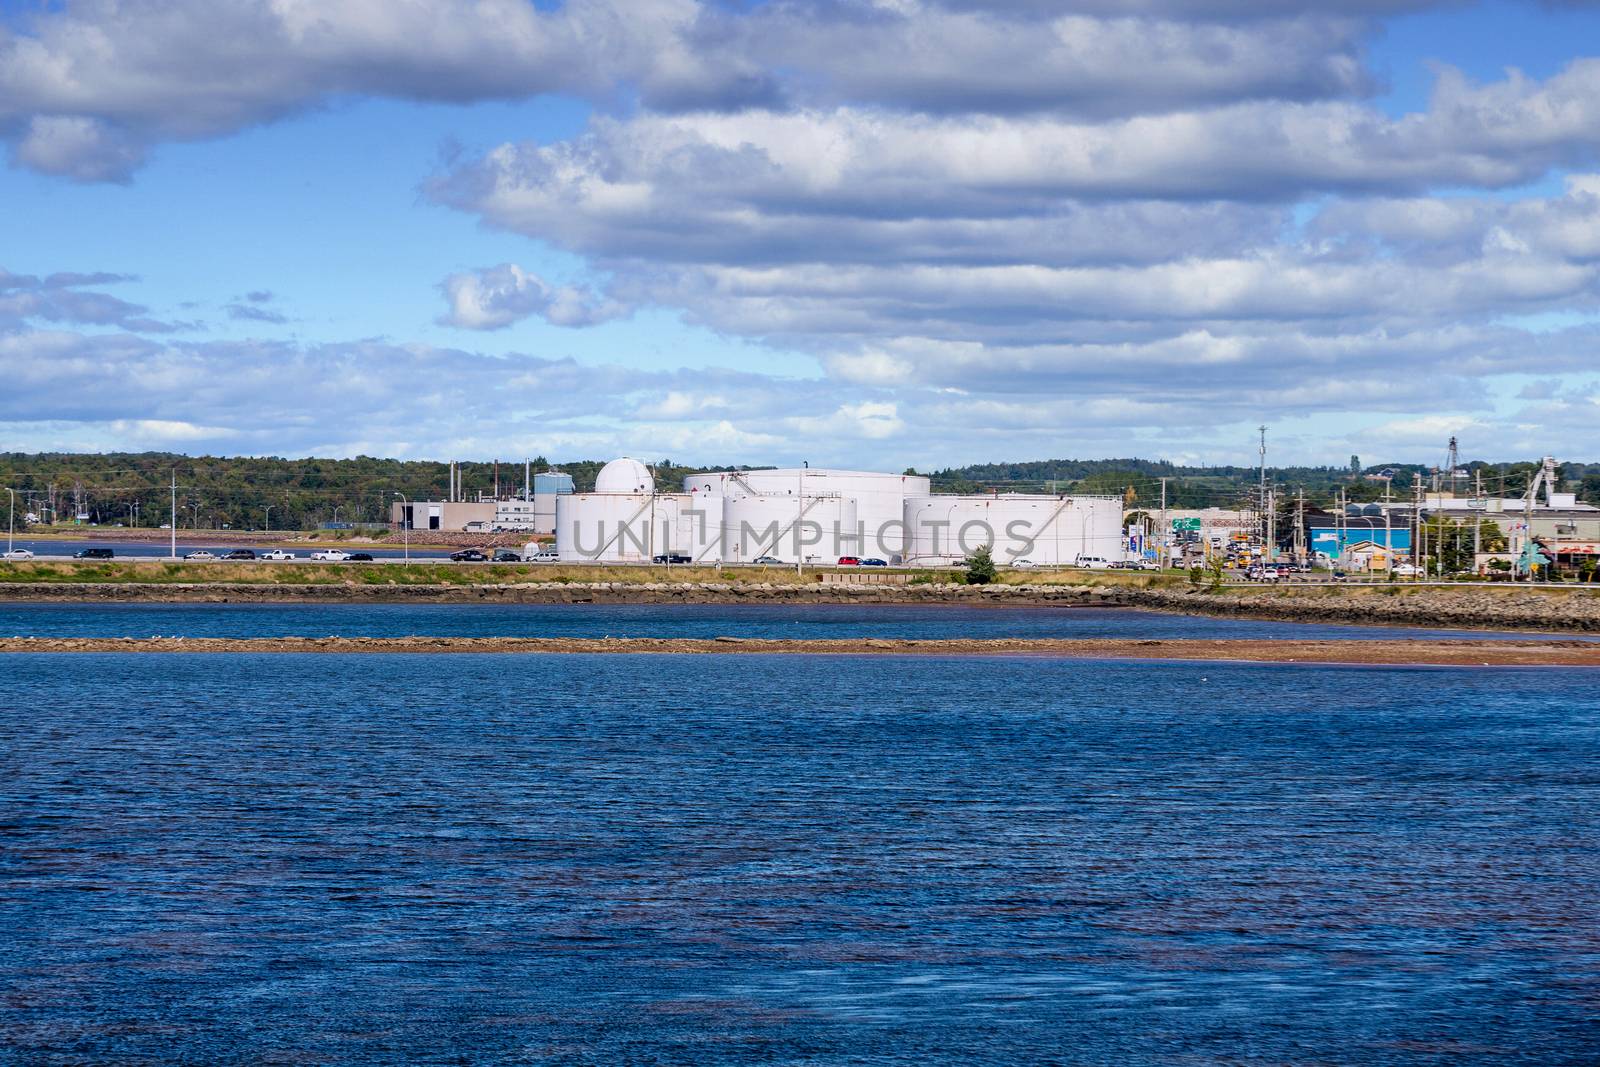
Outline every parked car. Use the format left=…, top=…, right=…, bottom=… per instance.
left=346, top=552, right=374, bottom=562
left=310, top=549, right=352, bottom=562
left=492, top=551, right=522, bottom=563
left=74, top=547, right=115, bottom=559
left=752, top=555, right=784, bottom=565
left=1392, top=563, right=1420, bottom=577
left=836, top=556, right=862, bottom=566
left=652, top=553, right=693, bottom=564
left=222, top=549, right=256, bottom=561
left=860, top=557, right=888, bottom=566
left=259, top=550, right=296, bottom=561
left=3, top=548, right=33, bottom=560
left=183, top=550, right=218, bottom=561
left=450, top=549, right=488, bottom=562
left=1073, top=555, right=1111, bottom=569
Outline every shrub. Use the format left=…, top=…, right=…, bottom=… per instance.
left=963, top=545, right=997, bottom=585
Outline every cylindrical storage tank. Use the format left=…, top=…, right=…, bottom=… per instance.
left=532, top=471, right=574, bottom=535
left=556, top=493, right=655, bottom=563
left=685, top=469, right=929, bottom=562
left=721, top=494, right=859, bottom=563
left=654, top=493, right=724, bottom=563
left=903, top=495, right=1123, bottom=566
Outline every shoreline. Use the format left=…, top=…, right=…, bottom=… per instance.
left=3, top=635, right=1598, bottom=665
left=2, top=578, right=1600, bottom=633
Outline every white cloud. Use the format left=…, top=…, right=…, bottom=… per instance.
left=437, top=263, right=628, bottom=330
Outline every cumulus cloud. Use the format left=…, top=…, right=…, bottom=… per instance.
left=437, top=263, right=628, bottom=329
left=0, top=0, right=772, bottom=181
left=0, top=267, right=179, bottom=332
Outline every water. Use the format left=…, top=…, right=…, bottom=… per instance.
left=3, top=653, right=1597, bottom=1063
left=0, top=600, right=1586, bottom=641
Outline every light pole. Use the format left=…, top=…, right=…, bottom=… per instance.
left=392, top=492, right=410, bottom=566
left=264, top=505, right=275, bottom=533
left=332, top=506, right=343, bottom=526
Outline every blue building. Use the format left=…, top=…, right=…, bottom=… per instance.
left=1308, top=514, right=1411, bottom=559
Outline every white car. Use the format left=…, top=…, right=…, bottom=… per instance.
left=260, top=550, right=296, bottom=561
left=311, top=549, right=352, bottom=562
left=1010, top=558, right=1037, bottom=568
left=1392, top=563, right=1420, bottom=577
left=183, top=550, right=218, bottom=561
left=3, top=548, right=33, bottom=561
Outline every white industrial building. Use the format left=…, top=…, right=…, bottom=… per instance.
left=555, top=458, right=1124, bottom=566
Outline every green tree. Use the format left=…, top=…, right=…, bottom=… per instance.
left=964, top=545, right=997, bottom=585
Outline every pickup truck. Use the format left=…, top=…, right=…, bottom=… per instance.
left=260, top=550, right=296, bottom=561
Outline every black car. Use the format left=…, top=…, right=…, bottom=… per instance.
left=346, top=552, right=374, bottom=562
left=450, top=549, right=488, bottom=562
left=492, top=550, right=522, bottom=563
left=74, top=547, right=115, bottom=559
left=652, top=553, right=693, bottom=564
left=860, top=557, right=888, bottom=566
left=222, top=549, right=256, bottom=561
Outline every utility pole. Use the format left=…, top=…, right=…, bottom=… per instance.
left=1158, top=477, right=1168, bottom=569
left=169, top=469, right=177, bottom=560
left=1294, top=488, right=1305, bottom=566
left=1474, top=469, right=1483, bottom=560
left=1412, top=473, right=1423, bottom=578
left=1257, top=425, right=1268, bottom=553
left=1336, top=488, right=1345, bottom=571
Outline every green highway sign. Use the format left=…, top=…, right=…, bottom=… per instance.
left=1171, top=517, right=1202, bottom=531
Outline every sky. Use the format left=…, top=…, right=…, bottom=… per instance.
left=4, top=0, right=1600, bottom=472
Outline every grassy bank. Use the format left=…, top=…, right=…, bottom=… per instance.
left=0, top=560, right=821, bottom=586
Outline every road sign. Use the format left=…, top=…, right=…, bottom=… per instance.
left=1171, top=517, right=1201, bottom=531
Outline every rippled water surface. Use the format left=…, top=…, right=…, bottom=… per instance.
left=4, top=654, right=1598, bottom=1064
left=0, top=600, right=1584, bottom=641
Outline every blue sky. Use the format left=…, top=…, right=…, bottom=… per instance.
left=4, top=0, right=1600, bottom=470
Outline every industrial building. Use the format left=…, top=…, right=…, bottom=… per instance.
left=390, top=467, right=574, bottom=534
left=554, top=458, right=1124, bottom=565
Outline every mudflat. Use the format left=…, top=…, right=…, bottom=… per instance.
left=3, top=635, right=1598, bottom=665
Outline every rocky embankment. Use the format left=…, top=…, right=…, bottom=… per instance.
left=2, top=578, right=1599, bottom=631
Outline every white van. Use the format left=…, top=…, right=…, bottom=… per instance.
left=1074, top=555, right=1112, bottom=569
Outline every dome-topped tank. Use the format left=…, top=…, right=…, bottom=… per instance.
left=594, top=457, right=654, bottom=494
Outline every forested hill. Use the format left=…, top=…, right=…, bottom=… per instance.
left=2, top=451, right=1596, bottom=531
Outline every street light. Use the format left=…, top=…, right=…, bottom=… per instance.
left=264, top=505, right=275, bottom=532
left=392, top=492, right=410, bottom=565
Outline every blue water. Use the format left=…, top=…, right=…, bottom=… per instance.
left=3, top=653, right=1597, bottom=1064
left=0, top=601, right=1584, bottom=641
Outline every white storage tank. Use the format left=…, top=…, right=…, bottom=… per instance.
left=721, top=494, right=859, bottom=563
left=556, top=491, right=656, bottom=562
left=685, top=468, right=928, bottom=561
left=903, top=494, right=1123, bottom=566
